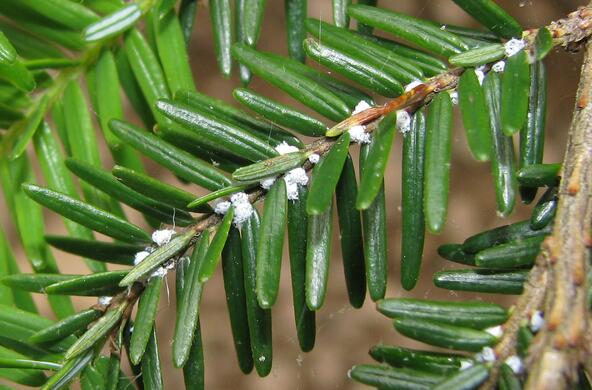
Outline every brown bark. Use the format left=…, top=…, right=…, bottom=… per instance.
left=524, top=33, right=592, bottom=390
left=482, top=21, right=592, bottom=390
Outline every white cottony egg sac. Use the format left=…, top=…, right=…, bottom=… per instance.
left=460, top=360, right=473, bottom=370
left=396, top=110, right=411, bottom=134
left=213, top=192, right=255, bottom=226
left=530, top=310, right=544, bottom=332
left=260, top=168, right=309, bottom=200
left=284, top=167, right=309, bottom=200
left=150, top=267, right=167, bottom=278
left=232, top=201, right=254, bottom=226
left=492, top=60, right=506, bottom=72
left=214, top=200, right=231, bottom=215
left=349, top=125, right=371, bottom=144
left=260, top=176, right=277, bottom=190
left=485, top=325, right=503, bottom=338
left=308, top=153, right=320, bottom=164
left=229, top=192, right=254, bottom=226
left=152, top=229, right=175, bottom=246
left=505, top=355, right=524, bottom=374
left=504, top=38, right=526, bottom=57
left=230, top=192, right=249, bottom=204
left=134, top=250, right=151, bottom=265
left=475, top=65, right=487, bottom=85
left=404, top=80, right=423, bottom=92
left=449, top=90, right=459, bottom=105
left=274, top=141, right=299, bottom=155
left=352, top=100, right=372, bottom=114
left=476, top=347, right=496, bottom=362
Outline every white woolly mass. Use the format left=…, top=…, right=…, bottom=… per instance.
left=505, top=355, right=524, bottom=374
left=229, top=192, right=254, bottom=227
left=165, top=260, right=176, bottom=270
left=349, top=125, right=371, bottom=144
left=485, top=325, right=504, bottom=338
left=151, top=267, right=167, bottom=278
left=275, top=141, right=299, bottom=155
left=404, top=80, right=423, bottom=92
left=134, top=250, right=151, bottom=265
left=308, top=153, right=320, bottom=164
left=284, top=167, right=309, bottom=200
left=476, top=347, right=496, bottom=362
left=260, top=177, right=277, bottom=190
left=352, top=100, right=372, bottom=114
left=285, top=167, right=308, bottom=187
left=230, top=192, right=249, bottom=204
left=152, top=229, right=175, bottom=246
left=530, top=310, right=544, bottom=332
left=449, top=90, right=459, bottom=105
left=504, top=38, right=526, bottom=57
left=492, top=60, right=506, bottom=72
left=233, top=201, right=254, bottom=226
left=460, top=360, right=474, bottom=370
left=214, top=200, right=231, bottom=215
left=213, top=192, right=255, bottom=226
left=285, top=182, right=299, bottom=201
left=396, top=110, right=411, bottom=134
left=475, top=66, right=487, bottom=85
left=98, top=296, right=112, bottom=306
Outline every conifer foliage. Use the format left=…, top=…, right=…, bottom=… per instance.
left=0, top=0, right=590, bottom=389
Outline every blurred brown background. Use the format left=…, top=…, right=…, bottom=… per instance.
left=1, top=0, right=587, bottom=388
